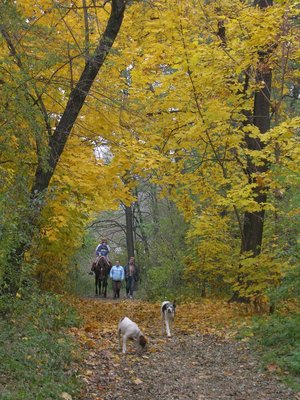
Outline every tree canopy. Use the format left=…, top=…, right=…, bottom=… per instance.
left=0, top=0, right=299, bottom=305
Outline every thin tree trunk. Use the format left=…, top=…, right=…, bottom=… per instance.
left=133, top=189, right=150, bottom=257
left=151, top=184, right=160, bottom=236
left=125, top=205, right=135, bottom=259
left=82, top=0, right=90, bottom=62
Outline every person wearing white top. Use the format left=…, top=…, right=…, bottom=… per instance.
left=109, top=260, right=124, bottom=299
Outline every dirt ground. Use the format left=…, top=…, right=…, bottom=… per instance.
left=76, top=298, right=298, bottom=400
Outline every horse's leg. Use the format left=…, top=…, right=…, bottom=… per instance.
left=98, top=279, right=102, bottom=297
left=103, top=279, right=107, bottom=298
left=95, top=275, right=98, bottom=296
left=95, top=273, right=100, bottom=296
left=100, top=273, right=103, bottom=295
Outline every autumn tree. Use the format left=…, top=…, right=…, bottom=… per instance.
left=105, top=0, right=300, bottom=302
left=1, top=0, right=299, bottom=304
left=0, top=0, right=127, bottom=294
left=244, top=0, right=274, bottom=248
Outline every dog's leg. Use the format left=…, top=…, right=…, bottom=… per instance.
left=161, top=311, right=165, bottom=335
left=118, top=329, right=121, bottom=350
left=169, top=316, right=173, bottom=336
left=165, top=315, right=171, bottom=337
left=122, top=334, right=128, bottom=353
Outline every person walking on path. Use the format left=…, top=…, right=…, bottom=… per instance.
left=124, top=257, right=139, bottom=299
left=110, top=260, right=124, bottom=299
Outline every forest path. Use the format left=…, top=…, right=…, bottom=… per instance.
left=73, top=298, right=296, bottom=400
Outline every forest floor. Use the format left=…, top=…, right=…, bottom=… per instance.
left=71, top=295, right=298, bottom=400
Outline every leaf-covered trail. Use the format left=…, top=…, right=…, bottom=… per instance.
left=72, top=299, right=296, bottom=400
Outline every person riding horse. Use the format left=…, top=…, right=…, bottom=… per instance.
left=91, top=238, right=112, bottom=297
left=95, top=239, right=110, bottom=262
left=91, top=254, right=111, bottom=297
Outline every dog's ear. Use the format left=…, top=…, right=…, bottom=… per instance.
left=173, top=300, right=176, bottom=308
left=139, top=335, right=147, bottom=347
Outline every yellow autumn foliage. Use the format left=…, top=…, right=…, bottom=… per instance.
left=1, top=0, right=299, bottom=298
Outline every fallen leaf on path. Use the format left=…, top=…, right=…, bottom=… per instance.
left=85, top=369, right=94, bottom=376
left=132, top=378, right=143, bottom=385
left=60, top=393, right=72, bottom=400
left=266, top=363, right=281, bottom=373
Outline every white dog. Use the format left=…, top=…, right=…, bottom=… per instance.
left=118, top=316, right=147, bottom=354
left=161, top=300, right=176, bottom=337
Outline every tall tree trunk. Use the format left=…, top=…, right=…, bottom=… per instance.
left=133, top=189, right=150, bottom=257
left=242, top=0, right=273, bottom=255
left=151, top=184, right=160, bottom=235
left=230, top=0, right=273, bottom=303
left=2, top=0, right=126, bottom=295
left=125, top=205, right=135, bottom=259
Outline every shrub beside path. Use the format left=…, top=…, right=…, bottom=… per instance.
left=71, top=299, right=298, bottom=400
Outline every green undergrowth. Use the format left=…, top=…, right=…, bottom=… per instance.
left=242, top=312, right=300, bottom=390
left=0, top=286, right=82, bottom=400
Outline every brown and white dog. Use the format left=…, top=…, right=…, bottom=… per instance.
left=118, top=316, right=147, bottom=354
left=161, top=300, right=176, bottom=338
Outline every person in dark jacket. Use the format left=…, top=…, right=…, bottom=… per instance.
left=95, top=239, right=110, bottom=257
left=95, top=238, right=111, bottom=265
left=124, top=257, right=139, bottom=299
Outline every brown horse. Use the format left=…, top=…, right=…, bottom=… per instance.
left=91, top=256, right=111, bottom=297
